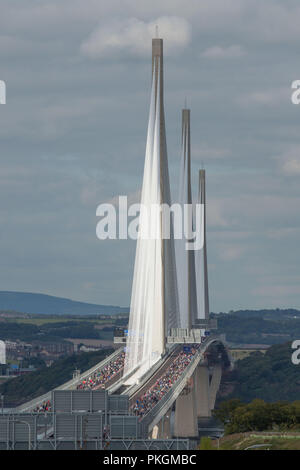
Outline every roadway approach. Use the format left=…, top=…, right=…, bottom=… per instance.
left=14, top=334, right=232, bottom=440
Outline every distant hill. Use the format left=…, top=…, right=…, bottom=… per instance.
left=0, top=291, right=129, bottom=316
left=218, top=308, right=300, bottom=319
left=214, top=309, right=300, bottom=345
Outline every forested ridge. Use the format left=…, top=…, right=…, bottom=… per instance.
left=220, top=342, right=300, bottom=403
left=0, top=348, right=114, bottom=406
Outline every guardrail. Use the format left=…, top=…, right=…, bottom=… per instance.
left=16, top=348, right=123, bottom=413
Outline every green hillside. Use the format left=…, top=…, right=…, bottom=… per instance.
left=221, top=342, right=300, bottom=402
left=0, top=348, right=114, bottom=406
left=216, top=432, right=300, bottom=450
left=214, top=309, right=300, bottom=345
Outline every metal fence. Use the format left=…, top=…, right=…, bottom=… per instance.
left=0, top=412, right=178, bottom=450
left=51, top=390, right=107, bottom=413
left=51, top=389, right=129, bottom=414
left=108, top=394, right=129, bottom=413
left=0, top=438, right=190, bottom=451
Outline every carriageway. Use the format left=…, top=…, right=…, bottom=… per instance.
left=129, top=335, right=231, bottom=438
left=15, top=335, right=231, bottom=440
left=15, top=344, right=177, bottom=413
left=107, top=335, right=230, bottom=438
left=16, top=348, right=124, bottom=413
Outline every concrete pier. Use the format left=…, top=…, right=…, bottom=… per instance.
left=195, top=366, right=211, bottom=418
left=174, top=381, right=198, bottom=437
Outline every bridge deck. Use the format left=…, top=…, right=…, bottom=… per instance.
left=16, top=348, right=123, bottom=413
left=129, top=347, right=181, bottom=405
left=136, top=335, right=226, bottom=432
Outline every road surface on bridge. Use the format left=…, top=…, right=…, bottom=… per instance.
left=129, top=346, right=181, bottom=407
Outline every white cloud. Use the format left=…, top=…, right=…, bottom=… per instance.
left=106, top=191, right=141, bottom=207
left=3, top=1, right=300, bottom=46
left=283, top=158, right=300, bottom=175
left=201, top=45, right=245, bottom=59
left=238, top=87, right=289, bottom=107
left=193, top=144, right=231, bottom=160
left=207, top=200, right=229, bottom=228
left=253, top=284, right=300, bottom=297
left=80, top=16, right=191, bottom=59
left=248, top=3, right=300, bottom=43
left=266, top=227, right=300, bottom=240
left=217, top=243, right=245, bottom=261
left=278, top=146, right=300, bottom=176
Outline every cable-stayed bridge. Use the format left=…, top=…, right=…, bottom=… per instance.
left=113, top=36, right=232, bottom=439
left=2, top=37, right=233, bottom=448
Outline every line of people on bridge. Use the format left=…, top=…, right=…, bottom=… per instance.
left=32, top=346, right=198, bottom=416
left=76, top=352, right=125, bottom=390
left=34, top=400, right=51, bottom=413
left=33, top=352, right=125, bottom=412
left=132, top=346, right=199, bottom=419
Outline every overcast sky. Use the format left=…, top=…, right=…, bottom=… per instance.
left=0, top=0, right=300, bottom=312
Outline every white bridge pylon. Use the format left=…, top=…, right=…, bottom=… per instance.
left=124, top=36, right=215, bottom=384
left=124, top=39, right=180, bottom=384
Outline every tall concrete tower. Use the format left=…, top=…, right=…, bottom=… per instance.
left=124, top=38, right=180, bottom=383
left=152, top=38, right=166, bottom=347
left=196, top=169, right=210, bottom=321
left=152, top=39, right=165, bottom=160
left=176, top=108, right=198, bottom=329
left=152, top=38, right=180, bottom=341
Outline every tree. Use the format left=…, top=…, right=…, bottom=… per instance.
left=213, top=398, right=242, bottom=426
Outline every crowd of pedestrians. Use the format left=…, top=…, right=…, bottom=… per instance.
left=132, top=346, right=199, bottom=419
left=34, top=400, right=51, bottom=413
left=76, top=352, right=125, bottom=390
left=34, top=352, right=125, bottom=412
left=33, top=346, right=198, bottom=417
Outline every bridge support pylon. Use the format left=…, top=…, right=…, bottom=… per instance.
left=209, top=364, right=222, bottom=411
left=152, top=408, right=172, bottom=439
left=195, top=365, right=211, bottom=418
left=174, top=378, right=198, bottom=438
